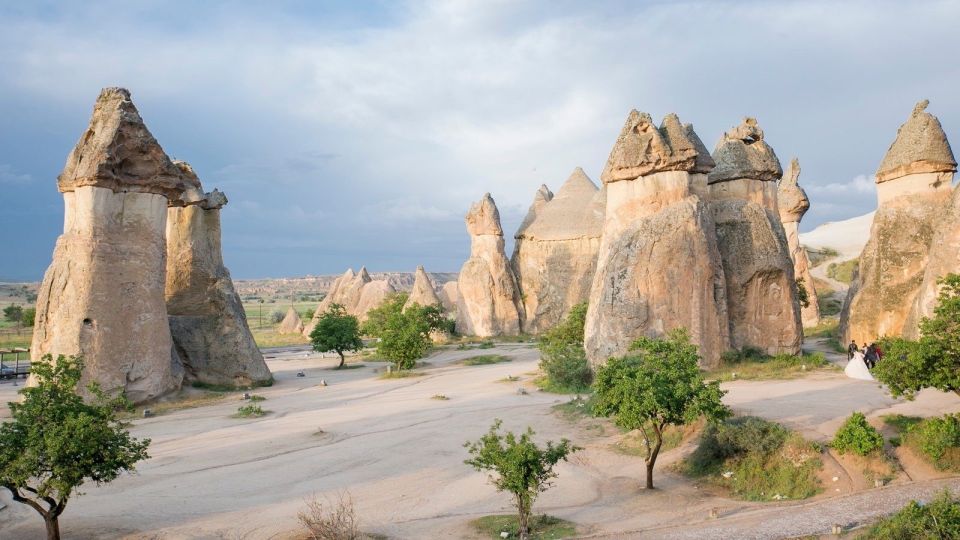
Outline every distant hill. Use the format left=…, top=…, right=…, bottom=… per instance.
left=800, top=212, right=874, bottom=260
left=234, top=271, right=458, bottom=303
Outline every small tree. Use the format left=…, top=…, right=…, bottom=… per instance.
left=832, top=412, right=884, bottom=456
left=3, top=304, right=23, bottom=323
left=464, top=420, right=578, bottom=540
left=21, top=307, right=36, bottom=327
left=310, top=304, right=364, bottom=369
left=538, top=303, right=592, bottom=392
left=364, top=294, right=445, bottom=371
left=0, top=355, right=150, bottom=540
left=875, top=273, right=960, bottom=399
left=593, top=329, right=731, bottom=489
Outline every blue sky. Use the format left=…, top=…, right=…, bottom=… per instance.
left=1, top=0, right=958, bottom=281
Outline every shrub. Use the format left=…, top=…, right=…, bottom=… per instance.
left=826, top=258, right=858, bottom=284
left=460, top=354, right=511, bottom=366
left=270, top=309, right=285, bottom=324
left=236, top=405, right=265, bottom=418
left=904, top=414, right=960, bottom=471
left=862, top=490, right=960, bottom=539
left=298, top=492, right=362, bottom=540
left=477, top=340, right=495, bottom=349
left=538, top=303, right=592, bottom=393
left=832, top=412, right=884, bottom=456
left=20, top=307, right=35, bottom=327
left=248, top=394, right=266, bottom=402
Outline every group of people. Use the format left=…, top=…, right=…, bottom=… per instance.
left=845, top=340, right=883, bottom=381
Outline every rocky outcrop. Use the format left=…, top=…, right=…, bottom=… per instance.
left=303, top=266, right=395, bottom=330
left=906, top=183, right=960, bottom=336
left=585, top=110, right=729, bottom=367
left=404, top=265, right=443, bottom=310
left=354, top=278, right=396, bottom=322
left=304, top=268, right=356, bottom=335
left=512, top=168, right=605, bottom=334
left=456, top=194, right=524, bottom=336
left=278, top=307, right=304, bottom=334
left=438, top=281, right=460, bottom=314
left=708, top=118, right=802, bottom=355
left=165, top=162, right=271, bottom=387
left=32, top=88, right=190, bottom=403
left=778, top=158, right=821, bottom=327
left=843, top=100, right=957, bottom=343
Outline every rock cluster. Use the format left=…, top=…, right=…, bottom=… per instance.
left=584, top=111, right=730, bottom=366
left=32, top=88, right=270, bottom=403
left=278, top=307, right=305, bottom=334
left=778, top=158, right=820, bottom=328
left=843, top=100, right=957, bottom=342
left=456, top=194, right=524, bottom=336
left=512, top=168, right=605, bottom=333
left=404, top=265, right=443, bottom=310
left=303, top=267, right=395, bottom=335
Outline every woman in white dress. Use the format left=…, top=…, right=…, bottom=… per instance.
left=844, top=350, right=874, bottom=381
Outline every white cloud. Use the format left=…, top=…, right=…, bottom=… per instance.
left=361, top=197, right=457, bottom=224
left=0, top=164, right=31, bottom=184
left=807, top=174, right=877, bottom=196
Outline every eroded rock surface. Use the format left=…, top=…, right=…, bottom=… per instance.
left=585, top=111, right=729, bottom=367
left=843, top=101, right=957, bottom=343
left=278, top=307, right=304, bottom=335
left=456, top=194, right=524, bottom=336
left=512, top=168, right=604, bottom=334
left=404, top=265, right=443, bottom=310
left=708, top=118, right=802, bottom=355
left=778, top=158, right=820, bottom=327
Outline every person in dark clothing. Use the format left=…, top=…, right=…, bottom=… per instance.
left=847, top=340, right=859, bottom=361
left=864, top=343, right=878, bottom=369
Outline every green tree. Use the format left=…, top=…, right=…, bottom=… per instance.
left=464, top=420, right=579, bottom=540
left=537, top=303, right=592, bottom=392
left=832, top=412, right=884, bottom=456
left=875, top=273, right=960, bottom=399
left=3, top=304, right=23, bottom=323
left=0, top=355, right=150, bottom=540
left=21, top=307, right=36, bottom=327
left=310, top=304, right=364, bottom=369
left=364, top=293, right=445, bottom=371
left=796, top=278, right=810, bottom=309
left=593, top=329, right=731, bottom=489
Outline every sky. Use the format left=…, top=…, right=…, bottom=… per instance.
left=1, top=0, right=958, bottom=281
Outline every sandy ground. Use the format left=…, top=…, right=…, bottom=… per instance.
left=0, top=343, right=957, bottom=540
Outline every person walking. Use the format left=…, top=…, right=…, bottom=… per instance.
left=864, top=343, right=878, bottom=369
left=847, top=340, right=859, bottom=361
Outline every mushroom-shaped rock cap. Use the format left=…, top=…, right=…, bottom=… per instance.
left=465, top=193, right=504, bottom=236
left=600, top=110, right=710, bottom=183
left=524, top=167, right=604, bottom=241
left=778, top=157, right=810, bottom=223
left=707, top=117, right=783, bottom=184
left=875, top=100, right=957, bottom=183
left=515, top=184, right=554, bottom=239
left=58, top=87, right=188, bottom=200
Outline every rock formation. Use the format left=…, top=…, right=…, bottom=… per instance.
left=843, top=100, right=957, bottom=343
left=404, top=265, right=443, bottom=310
left=906, top=183, right=960, bottom=336
left=278, top=307, right=305, bottom=334
left=303, top=266, right=396, bottom=331
left=778, top=158, right=821, bottom=328
left=584, top=110, right=729, bottom=367
left=304, top=268, right=356, bottom=335
left=438, top=281, right=460, bottom=314
left=165, top=162, right=272, bottom=387
left=512, top=168, right=605, bottom=334
left=456, top=194, right=524, bottom=336
left=354, top=278, right=396, bottom=322
left=708, top=117, right=803, bottom=355
left=31, top=88, right=189, bottom=403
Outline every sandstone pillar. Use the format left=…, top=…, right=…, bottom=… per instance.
left=778, top=158, right=821, bottom=328
left=404, top=265, right=443, bottom=310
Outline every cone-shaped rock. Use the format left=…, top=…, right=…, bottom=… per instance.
left=456, top=194, right=524, bottom=336
left=32, top=88, right=190, bottom=403
left=303, top=268, right=355, bottom=336
left=165, top=162, right=272, bottom=387
left=513, top=167, right=605, bottom=333
left=708, top=118, right=802, bottom=355
left=585, top=111, right=729, bottom=366
left=278, top=307, right=304, bottom=334
left=778, top=158, right=820, bottom=327
left=843, top=100, right=957, bottom=343
left=404, top=265, right=443, bottom=310
left=514, top=185, right=553, bottom=240
left=355, top=279, right=396, bottom=322
left=438, top=281, right=460, bottom=314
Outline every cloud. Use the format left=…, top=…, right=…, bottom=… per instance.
left=806, top=174, right=876, bottom=196
left=0, top=164, right=31, bottom=184
left=361, top=197, right=458, bottom=224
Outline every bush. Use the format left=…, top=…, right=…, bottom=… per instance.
left=862, top=490, right=960, bottom=539
left=270, top=310, right=285, bottom=324
left=235, top=405, right=265, bottom=418
left=683, top=417, right=822, bottom=501
left=298, top=492, right=363, bottom=540
left=20, top=307, right=35, bottom=327
left=827, top=258, right=858, bottom=284
left=832, top=412, right=884, bottom=456
left=538, top=303, right=592, bottom=393
left=904, top=414, right=960, bottom=471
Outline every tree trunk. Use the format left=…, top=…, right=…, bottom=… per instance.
left=645, top=424, right=664, bottom=490
left=517, top=496, right=530, bottom=540
left=44, top=515, right=60, bottom=540
left=337, top=351, right=345, bottom=369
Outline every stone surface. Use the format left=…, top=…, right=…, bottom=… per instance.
left=355, top=279, right=396, bottom=322
left=905, top=183, right=960, bottom=336
left=404, top=265, right=443, bottom=310
left=438, top=281, right=460, bottom=314
left=842, top=101, right=957, bottom=344
left=278, top=307, right=304, bottom=335
left=876, top=100, right=957, bottom=183
left=304, top=268, right=355, bottom=335
left=709, top=120, right=802, bottom=355
left=32, top=88, right=186, bottom=403
left=586, top=111, right=729, bottom=367
left=778, top=158, right=821, bottom=327
left=512, top=168, right=604, bottom=334
left=707, top=117, right=783, bottom=185
left=456, top=194, right=524, bottom=336
left=514, top=185, right=553, bottom=239
left=165, top=167, right=272, bottom=387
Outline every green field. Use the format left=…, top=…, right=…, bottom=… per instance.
left=242, top=301, right=317, bottom=348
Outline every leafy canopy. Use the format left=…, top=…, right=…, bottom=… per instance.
left=537, top=303, right=592, bottom=393
left=875, top=273, right=960, bottom=399
left=831, top=412, right=884, bottom=456
left=309, top=303, right=363, bottom=365
left=363, top=293, right=446, bottom=370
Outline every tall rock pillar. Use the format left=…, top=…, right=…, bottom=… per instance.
left=584, top=111, right=729, bottom=367
left=778, top=158, right=821, bottom=328
left=707, top=118, right=803, bottom=355
left=843, top=100, right=957, bottom=342
left=165, top=162, right=272, bottom=387
left=31, top=88, right=188, bottom=403
left=456, top=194, right=524, bottom=336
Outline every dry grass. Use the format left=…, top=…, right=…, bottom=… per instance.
left=298, top=491, right=363, bottom=540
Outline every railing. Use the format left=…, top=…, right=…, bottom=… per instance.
left=0, top=347, right=31, bottom=381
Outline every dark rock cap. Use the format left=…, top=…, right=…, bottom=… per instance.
left=707, top=117, right=783, bottom=184
left=876, top=100, right=956, bottom=183
left=600, top=110, right=712, bottom=183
